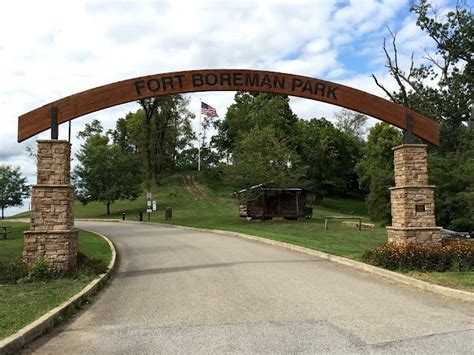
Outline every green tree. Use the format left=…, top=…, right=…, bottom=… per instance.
left=111, top=95, right=195, bottom=187
left=0, top=165, right=30, bottom=219
left=73, top=120, right=143, bottom=215
left=334, top=109, right=369, bottom=140
left=372, top=0, right=473, bottom=228
left=356, top=123, right=402, bottom=224
left=297, top=118, right=363, bottom=201
left=214, top=92, right=298, bottom=157
left=429, top=153, right=474, bottom=230
left=228, top=126, right=307, bottom=189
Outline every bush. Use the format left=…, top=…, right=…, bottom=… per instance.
left=0, top=253, right=108, bottom=284
left=362, top=240, right=474, bottom=272
left=0, top=258, right=28, bottom=284
left=25, top=257, right=56, bottom=282
left=75, top=252, right=108, bottom=277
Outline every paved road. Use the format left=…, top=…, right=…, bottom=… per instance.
left=25, top=221, right=473, bottom=354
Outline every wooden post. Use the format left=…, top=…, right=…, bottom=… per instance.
left=295, top=192, right=299, bottom=218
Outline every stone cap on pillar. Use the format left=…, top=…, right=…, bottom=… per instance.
left=37, top=139, right=71, bottom=144
left=386, top=226, right=442, bottom=231
left=389, top=185, right=436, bottom=190
left=392, top=144, right=428, bottom=151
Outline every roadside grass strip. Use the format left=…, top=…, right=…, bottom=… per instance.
left=0, top=223, right=113, bottom=340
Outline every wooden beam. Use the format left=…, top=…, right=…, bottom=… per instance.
left=18, top=69, right=440, bottom=145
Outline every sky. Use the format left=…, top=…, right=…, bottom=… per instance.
left=0, top=0, right=449, bottom=216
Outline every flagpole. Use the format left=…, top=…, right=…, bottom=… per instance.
left=198, top=98, right=201, bottom=172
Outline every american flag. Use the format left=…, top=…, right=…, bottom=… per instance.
left=201, top=102, right=219, bottom=117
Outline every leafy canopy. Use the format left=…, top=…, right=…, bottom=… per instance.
left=0, top=165, right=30, bottom=219
left=227, top=126, right=306, bottom=189
left=73, top=120, right=143, bottom=215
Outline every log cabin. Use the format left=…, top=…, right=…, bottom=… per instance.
left=235, top=183, right=312, bottom=220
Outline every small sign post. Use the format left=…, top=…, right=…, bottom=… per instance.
left=146, top=192, right=152, bottom=220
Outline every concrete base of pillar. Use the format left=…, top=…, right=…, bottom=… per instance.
left=23, top=230, right=78, bottom=272
left=386, top=227, right=443, bottom=244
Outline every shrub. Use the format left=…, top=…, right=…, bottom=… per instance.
left=75, top=252, right=108, bottom=277
left=362, top=240, right=474, bottom=272
left=26, top=257, right=56, bottom=282
left=0, top=258, right=28, bottom=284
left=0, top=253, right=108, bottom=284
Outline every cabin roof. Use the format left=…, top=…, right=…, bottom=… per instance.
left=234, top=182, right=308, bottom=195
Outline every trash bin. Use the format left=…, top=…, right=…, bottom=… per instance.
left=165, top=207, right=172, bottom=220
left=122, top=212, right=126, bottom=221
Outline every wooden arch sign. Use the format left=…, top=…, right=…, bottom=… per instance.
left=18, top=69, right=439, bottom=145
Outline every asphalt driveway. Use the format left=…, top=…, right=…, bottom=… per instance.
left=24, top=221, right=473, bottom=354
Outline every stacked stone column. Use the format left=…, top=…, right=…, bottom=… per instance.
left=386, top=144, right=442, bottom=243
left=23, top=140, right=78, bottom=272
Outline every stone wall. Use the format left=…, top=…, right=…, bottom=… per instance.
left=23, top=140, right=78, bottom=272
left=386, top=144, right=442, bottom=244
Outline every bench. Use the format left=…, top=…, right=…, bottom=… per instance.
left=1, top=225, right=12, bottom=240
left=324, top=216, right=362, bottom=231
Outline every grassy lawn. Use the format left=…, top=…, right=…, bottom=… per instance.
left=405, top=271, right=474, bottom=292
left=0, top=222, right=112, bottom=340
left=59, top=172, right=387, bottom=259
left=11, top=171, right=473, bottom=292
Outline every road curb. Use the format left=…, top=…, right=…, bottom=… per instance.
left=0, top=231, right=117, bottom=354
left=122, top=220, right=473, bottom=303
left=76, top=218, right=121, bottom=223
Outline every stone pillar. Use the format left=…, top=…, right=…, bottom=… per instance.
left=386, top=144, right=442, bottom=243
left=23, top=140, right=78, bottom=272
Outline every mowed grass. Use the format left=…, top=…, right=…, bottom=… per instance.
left=406, top=271, right=474, bottom=292
left=62, top=172, right=387, bottom=259
left=0, top=222, right=112, bottom=340
left=12, top=171, right=474, bottom=292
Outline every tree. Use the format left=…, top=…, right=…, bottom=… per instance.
left=228, top=126, right=307, bottom=189
left=372, top=1, right=472, bottom=137
left=334, top=109, right=369, bottom=140
left=198, top=114, right=222, bottom=170
left=73, top=120, right=143, bottom=215
left=297, top=118, right=363, bottom=201
left=355, top=123, right=402, bottom=224
left=214, top=92, right=298, bottom=157
left=429, top=153, right=474, bottom=230
left=111, top=95, right=196, bottom=187
left=372, top=0, right=473, bottom=228
left=0, top=165, right=30, bottom=219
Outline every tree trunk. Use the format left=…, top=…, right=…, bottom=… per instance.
left=106, top=203, right=111, bottom=216
left=1, top=206, right=4, bottom=220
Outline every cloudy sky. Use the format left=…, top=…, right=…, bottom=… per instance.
left=0, top=0, right=449, bottom=215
